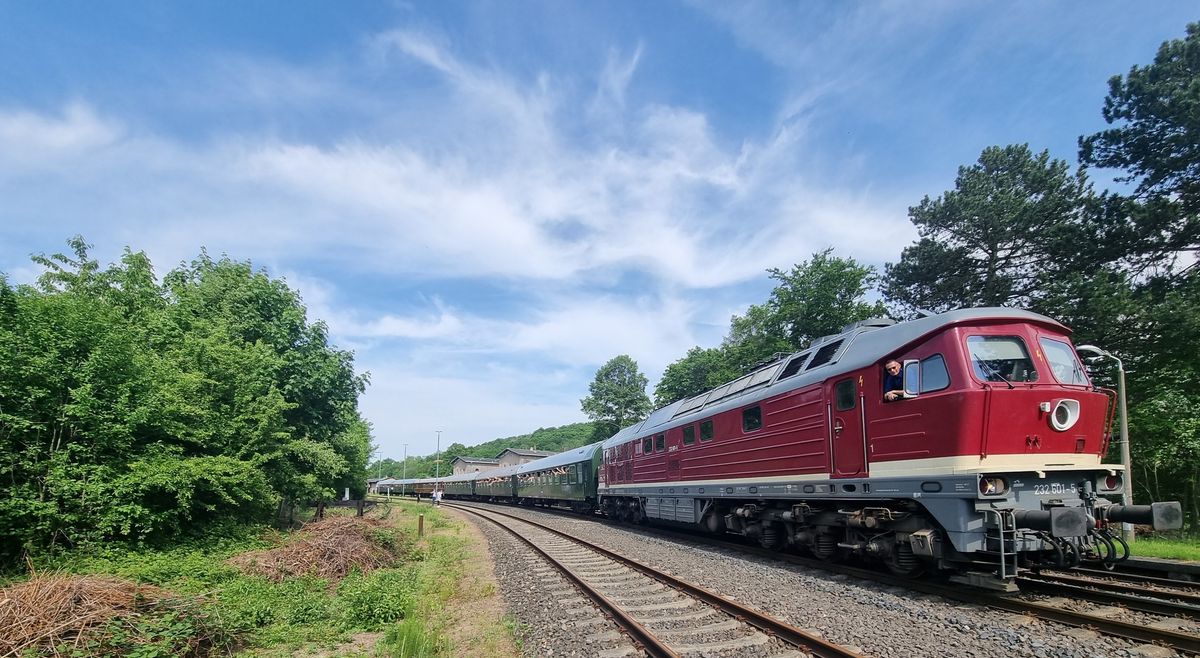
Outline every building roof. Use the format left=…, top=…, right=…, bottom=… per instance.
left=496, top=448, right=556, bottom=458
left=514, top=441, right=603, bottom=475
left=450, top=456, right=500, bottom=465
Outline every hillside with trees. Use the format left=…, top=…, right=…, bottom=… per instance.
left=367, top=422, right=596, bottom=479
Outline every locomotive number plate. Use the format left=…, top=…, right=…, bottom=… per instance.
left=1033, top=483, right=1077, bottom=496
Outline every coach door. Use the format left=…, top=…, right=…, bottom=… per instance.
left=829, top=377, right=867, bottom=477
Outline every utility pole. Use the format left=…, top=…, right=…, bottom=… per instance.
left=435, top=431, right=442, bottom=480
left=401, top=443, right=408, bottom=496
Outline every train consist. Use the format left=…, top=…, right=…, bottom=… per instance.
left=380, top=307, right=1182, bottom=588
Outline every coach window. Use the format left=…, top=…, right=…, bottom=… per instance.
left=967, top=336, right=1038, bottom=383
left=643, top=437, right=653, bottom=454
left=920, top=354, right=951, bottom=392
left=700, top=419, right=714, bottom=441
left=655, top=433, right=665, bottom=452
left=742, top=406, right=763, bottom=432
left=682, top=425, right=696, bottom=446
left=835, top=378, right=856, bottom=411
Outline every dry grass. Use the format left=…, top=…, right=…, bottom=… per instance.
left=0, top=572, right=215, bottom=657
left=228, top=516, right=402, bottom=582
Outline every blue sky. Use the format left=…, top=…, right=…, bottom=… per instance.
left=1, top=2, right=1193, bottom=460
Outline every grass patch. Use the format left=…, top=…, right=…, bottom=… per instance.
left=10, top=501, right=480, bottom=657
left=1130, top=534, right=1200, bottom=561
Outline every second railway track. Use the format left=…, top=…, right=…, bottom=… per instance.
left=444, top=501, right=863, bottom=658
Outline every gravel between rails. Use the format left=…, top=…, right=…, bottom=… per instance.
left=472, top=514, right=642, bottom=658
left=459, top=503, right=1184, bottom=658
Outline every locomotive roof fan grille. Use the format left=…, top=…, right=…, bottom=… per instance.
left=1048, top=398, right=1081, bottom=432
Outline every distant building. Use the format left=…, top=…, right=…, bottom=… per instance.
left=495, top=448, right=556, bottom=468
left=450, top=456, right=500, bottom=475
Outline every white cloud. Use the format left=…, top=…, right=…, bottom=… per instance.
left=0, top=102, right=123, bottom=164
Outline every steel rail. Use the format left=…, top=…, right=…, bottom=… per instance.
left=1020, top=571, right=1200, bottom=615
left=451, top=501, right=1200, bottom=655
left=1048, top=565, right=1200, bottom=592
left=445, top=502, right=862, bottom=658
left=642, top=522, right=1200, bottom=655
left=448, top=504, right=679, bottom=658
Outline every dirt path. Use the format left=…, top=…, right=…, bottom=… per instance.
left=439, top=506, right=520, bottom=658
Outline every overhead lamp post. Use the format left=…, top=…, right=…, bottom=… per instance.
left=1076, top=344, right=1133, bottom=543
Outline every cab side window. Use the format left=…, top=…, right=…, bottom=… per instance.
left=742, top=406, right=762, bottom=432
left=835, top=378, right=856, bottom=411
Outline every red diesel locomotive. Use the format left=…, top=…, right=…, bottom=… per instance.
left=597, top=308, right=1181, bottom=588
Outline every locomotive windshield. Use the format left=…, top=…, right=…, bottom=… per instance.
left=1039, top=337, right=1090, bottom=385
left=967, top=335, right=1039, bottom=383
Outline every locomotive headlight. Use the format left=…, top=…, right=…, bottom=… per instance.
left=1097, top=473, right=1122, bottom=492
left=979, top=476, right=1009, bottom=496
left=1048, top=399, right=1081, bottom=432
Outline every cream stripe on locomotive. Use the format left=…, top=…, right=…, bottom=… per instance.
left=599, top=453, right=1116, bottom=492
left=868, top=452, right=1111, bottom=477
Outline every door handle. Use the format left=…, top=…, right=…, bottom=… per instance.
left=833, top=418, right=844, bottom=436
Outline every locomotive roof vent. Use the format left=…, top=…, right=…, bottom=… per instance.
left=810, top=333, right=841, bottom=347
left=840, top=317, right=896, bottom=333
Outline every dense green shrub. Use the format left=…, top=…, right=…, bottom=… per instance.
left=0, top=239, right=371, bottom=565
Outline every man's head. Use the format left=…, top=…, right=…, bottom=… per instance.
left=885, top=360, right=901, bottom=375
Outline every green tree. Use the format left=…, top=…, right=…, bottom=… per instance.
left=653, top=346, right=738, bottom=406
left=724, top=249, right=886, bottom=373
left=1079, top=22, right=1200, bottom=221
left=0, top=238, right=372, bottom=561
left=1072, top=23, right=1200, bottom=525
left=883, top=145, right=1092, bottom=314
left=580, top=355, right=651, bottom=440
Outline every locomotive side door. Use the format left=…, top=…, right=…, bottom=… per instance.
left=828, top=376, right=867, bottom=477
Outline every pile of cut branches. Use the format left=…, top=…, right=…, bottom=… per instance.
left=229, top=516, right=403, bottom=582
left=0, top=572, right=221, bottom=657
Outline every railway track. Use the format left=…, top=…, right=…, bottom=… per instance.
left=444, top=502, right=863, bottom=658
left=1019, top=569, right=1200, bottom=619
left=1040, top=565, right=1200, bottom=593
left=453, top=500, right=1200, bottom=655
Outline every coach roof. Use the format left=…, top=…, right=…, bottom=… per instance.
left=515, top=441, right=603, bottom=475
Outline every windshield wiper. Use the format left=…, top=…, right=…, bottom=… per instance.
left=981, top=362, right=1016, bottom=389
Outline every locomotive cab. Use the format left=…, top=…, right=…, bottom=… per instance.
left=872, top=321, right=1180, bottom=581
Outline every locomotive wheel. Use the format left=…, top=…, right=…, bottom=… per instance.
left=886, top=542, right=924, bottom=577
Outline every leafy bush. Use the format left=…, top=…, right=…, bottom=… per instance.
left=336, top=567, right=420, bottom=630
